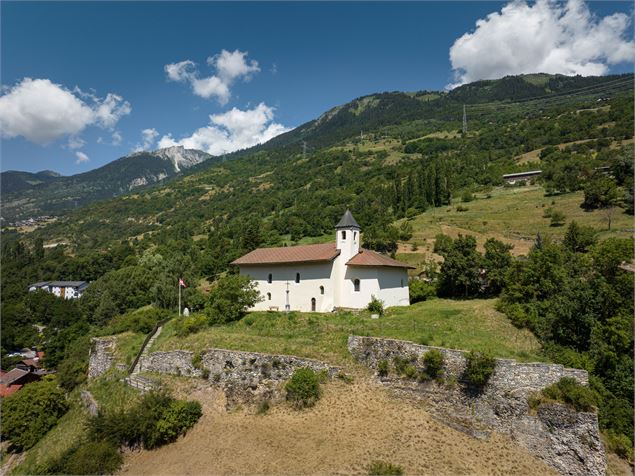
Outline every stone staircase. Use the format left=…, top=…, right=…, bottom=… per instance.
left=124, top=321, right=166, bottom=392
left=124, top=374, right=158, bottom=393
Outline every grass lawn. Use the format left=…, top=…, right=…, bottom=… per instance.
left=113, top=331, right=146, bottom=367
left=151, top=298, right=543, bottom=366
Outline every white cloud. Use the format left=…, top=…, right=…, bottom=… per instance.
left=111, top=131, right=123, bottom=146
left=157, top=103, right=290, bottom=155
left=165, top=49, right=260, bottom=105
left=134, top=128, right=160, bottom=151
left=0, top=78, right=131, bottom=144
left=75, top=151, right=90, bottom=164
left=448, top=0, right=635, bottom=88
left=67, top=136, right=86, bottom=150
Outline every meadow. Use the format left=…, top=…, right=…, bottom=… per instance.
left=151, top=298, right=543, bottom=366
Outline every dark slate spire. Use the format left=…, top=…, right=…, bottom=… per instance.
left=335, top=209, right=360, bottom=229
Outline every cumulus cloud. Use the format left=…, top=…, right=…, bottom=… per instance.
left=165, top=49, right=260, bottom=105
left=75, top=151, right=90, bottom=164
left=111, top=131, right=123, bottom=146
left=0, top=78, right=131, bottom=144
left=157, top=103, right=290, bottom=155
left=134, top=128, right=160, bottom=152
left=448, top=0, right=635, bottom=88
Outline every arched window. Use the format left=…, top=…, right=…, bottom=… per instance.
left=268, top=273, right=273, bottom=284
left=311, top=297, right=316, bottom=312
left=319, top=285, right=324, bottom=295
left=295, top=273, right=301, bottom=284
left=341, top=230, right=346, bottom=240
left=354, top=231, right=357, bottom=241
left=267, top=292, right=272, bottom=301
left=354, top=279, right=360, bottom=292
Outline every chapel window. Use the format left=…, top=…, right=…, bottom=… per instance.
left=268, top=273, right=273, bottom=284
left=320, top=285, right=324, bottom=295
left=342, top=230, right=346, bottom=240
left=354, top=279, right=360, bottom=292
left=296, top=273, right=301, bottom=284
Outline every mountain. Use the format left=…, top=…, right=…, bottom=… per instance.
left=13, top=72, right=630, bottom=252
left=1, top=146, right=213, bottom=222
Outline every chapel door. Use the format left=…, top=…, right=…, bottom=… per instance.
left=311, top=298, right=316, bottom=312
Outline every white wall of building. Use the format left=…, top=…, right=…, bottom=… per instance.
left=239, top=262, right=337, bottom=312
left=342, top=266, right=410, bottom=309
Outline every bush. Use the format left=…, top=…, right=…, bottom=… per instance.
left=409, top=279, right=436, bottom=303
left=433, top=233, right=453, bottom=255
left=106, top=307, right=168, bottom=334
left=175, top=313, right=208, bottom=337
left=285, top=367, right=322, bottom=409
left=205, top=275, right=262, bottom=324
left=463, top=351, right=496, bottom=387
left=88, top=391, right=202, bottom=450
left=377, top=360, right=389, bottom=377
left=604, top=430, right=634, bottom=460
left=422, top=349, right=444, bottom=379
left=367, top=295, right=384, bottom=316
left=49, top=440, right=123, bottom=475
left=549, top=210, right=566, bottom=226
left=542, top=377, right=598, bottom=412
left=1, top=377, right=69, bottom=451
left=367, top=460, right=404, bottom=475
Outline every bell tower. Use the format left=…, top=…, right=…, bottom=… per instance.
left=335, top=209, right=361, bottom=262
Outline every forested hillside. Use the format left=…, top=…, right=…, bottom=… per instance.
left=1, top=73, right=633, bottom=463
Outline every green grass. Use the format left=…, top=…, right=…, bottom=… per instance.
left=113, top=331, right=146, bottom=366
left=406, top=185, right=632, bottom=247
left=151, top=298, right=543, bottom=366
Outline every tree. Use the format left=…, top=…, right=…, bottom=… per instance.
left=482, top=238, right=513, bottom=295
left=563, top=221, right=597, bottom=253
left=438, top=235, right=482, bottom=297
left=582, top=176, right=619, bottom=210
left=1, top=377, right=69, bottom=451
left=205, top=275, right=261, bottom=324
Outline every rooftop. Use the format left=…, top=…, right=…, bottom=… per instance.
left=335, top=209, right=361, bottom=229
left=231, top=243, right=340, bottom=266
left=28, top=280, right=88, bottom=288
left=346, top=249, right=415, bottom=268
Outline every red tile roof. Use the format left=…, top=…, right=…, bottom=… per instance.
left=0, top=368, right=29, bottom=385
left=346, top=249, right=415, bottom=268
left=231, top=243, right=340, bottom=265
left=0, top=383, right=22, bottom=397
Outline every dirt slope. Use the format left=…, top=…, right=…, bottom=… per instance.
left=120, top=377, right=556, bottom=476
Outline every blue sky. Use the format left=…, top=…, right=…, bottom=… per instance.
left=1, top=1, right=633, bottom=174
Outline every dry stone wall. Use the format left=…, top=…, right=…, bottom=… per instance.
left=87, top=337, right=117, bottom=379
left=137, top=348, right=338, bottom=407
left=348, top=335, right=605, bottom=476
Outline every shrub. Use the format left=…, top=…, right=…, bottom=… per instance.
left=463, top=351, right=496, bottom=387
left=367, top=460, right=404, bottom=475
left=456, top=205, right=469, bottom=212
left=1, top=377, right=69, bottom=451
left=604, top=430, right=634, bottom=460
left=256, top=400, right=271, bottom=415
left=542, top=377, right=598, bottom=412
left=433, top=233, right=453, bottom=255
left=285, top=367, right=322, bottom=409
left=422, top=349, right=444, bottom=379
left=51, top=440, right=123, bottom=475
left=461, top=190, right=474, bottom=203
left=367, top=295, right=384, bottom=316
left=205, top=275, right=262, bottom=324
left=175, top=313, right=208, bottom=337
left=88, top=391, right=202, bottom=450
left=409, top=279, right=436, bottom=304
left=549, top=210, right=566, bottom=226
left=377, top=360, right=389, bottom=377
left=393, top=355, right=417, bottom=379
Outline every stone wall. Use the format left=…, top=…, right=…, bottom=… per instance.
left=137, top=347, right=338, bottom=406
left=348, top=335, right=605, bottom=476
left=87, top=337, right=117, bottom=379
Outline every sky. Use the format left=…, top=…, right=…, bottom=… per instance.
left=1, top=1, right=633, bottom=175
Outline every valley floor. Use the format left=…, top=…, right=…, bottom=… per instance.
left=120, top=377, right=557, bottom=476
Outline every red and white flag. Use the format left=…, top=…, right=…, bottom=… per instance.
left=179, top=278, right=187, bottom=288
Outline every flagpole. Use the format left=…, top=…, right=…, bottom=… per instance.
left=178, top=279, right=181, bottom=316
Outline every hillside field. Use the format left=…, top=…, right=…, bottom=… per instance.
left=151, top=298, right=543, bottom=365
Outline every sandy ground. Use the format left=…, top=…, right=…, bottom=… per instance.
left=120, top=377, right=557, bottom=476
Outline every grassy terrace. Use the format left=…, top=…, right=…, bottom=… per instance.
left=150, top=299, right=543, bottom=366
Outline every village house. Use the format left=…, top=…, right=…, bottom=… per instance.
left=232, top=210, right=413, bottom=312
left=27, top=281, right=89, bottom=299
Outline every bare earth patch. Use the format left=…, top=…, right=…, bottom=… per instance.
left=120, top=378, right=556, bottom=476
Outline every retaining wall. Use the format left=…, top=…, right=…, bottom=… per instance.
left=348, top=335, right=605, bottom=476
